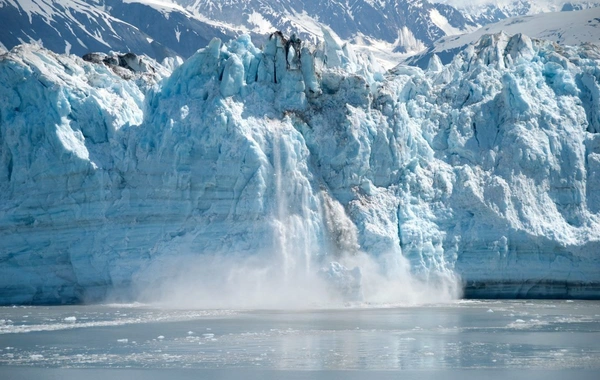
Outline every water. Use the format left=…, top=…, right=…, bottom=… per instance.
left=1, top=300, right=599, bottom=379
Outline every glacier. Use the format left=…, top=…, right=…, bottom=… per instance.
left=1, top=30, right=600, bottom=306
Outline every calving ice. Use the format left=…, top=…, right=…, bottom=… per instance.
left=0, top=29, right=599, bottom=306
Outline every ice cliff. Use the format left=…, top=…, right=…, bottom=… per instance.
left=1, top=31, right=600, bottom=305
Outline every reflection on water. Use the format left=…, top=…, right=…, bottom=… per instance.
left=0, top=300, right=599, bottom=371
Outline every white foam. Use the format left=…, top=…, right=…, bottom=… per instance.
left=0, top=310, right=236, bottom=335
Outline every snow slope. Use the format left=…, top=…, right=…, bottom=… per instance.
left=406, top=7, right=600, bottom=67
left=444, top=0, right=600, bottom=26
left=1, top=30, right=600, bottom=305
left=0, top=0, right=239, bottom=60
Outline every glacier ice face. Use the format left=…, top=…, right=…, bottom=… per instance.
left=1, top=31, right=600, bottom=305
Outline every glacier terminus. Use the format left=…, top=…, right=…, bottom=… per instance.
left=1, top=27, right=600, bottom=306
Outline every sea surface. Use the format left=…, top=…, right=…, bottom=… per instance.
left=1, top=300, right=599, bottom=379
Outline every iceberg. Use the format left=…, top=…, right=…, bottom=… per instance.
left=1, top=31, right=599, bottom=305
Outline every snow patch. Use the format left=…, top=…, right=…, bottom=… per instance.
left=430, top=9, right=465, bottom=36
left=247, top=11, right=274, bottom=34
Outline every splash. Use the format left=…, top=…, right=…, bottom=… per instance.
left=129, top=121, right=461, bottom=309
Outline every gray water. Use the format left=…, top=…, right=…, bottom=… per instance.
left=1, top=300, right=599, bottom=379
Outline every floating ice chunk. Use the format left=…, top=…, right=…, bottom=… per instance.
left=64, top=316, right=76, bottom=322
left=157, top=335, right=165, bottom=340
left=117, top=338, right=128, bottom=343
left=187, top=331, right=194, bottom=335
left=487, top=309, right=494, bottom=313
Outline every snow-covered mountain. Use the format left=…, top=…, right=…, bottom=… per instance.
left=0, top=0, right=481, bottom=64
left=405, top=7, right=600, bottom=67
left=2, top=0, right=598, bottom=66
left=175, top=0, right=478, bottom=53
left=0, top=0, right=240, bottom=61
left=434, top=0, right=600, bottom=26
left=1, top=28, right=600, bottom=305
